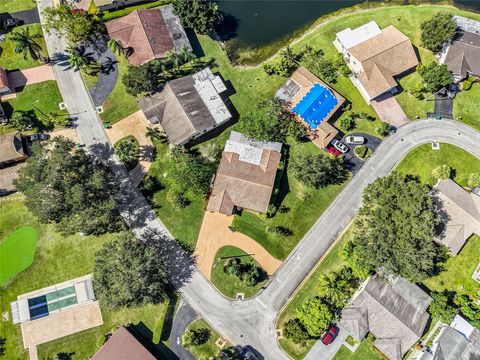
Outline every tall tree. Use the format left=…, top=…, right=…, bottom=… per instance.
left=296, top=297, right=333, bottom=337
left=319, top=272, right=348, bottom=308
left=93, top=233, right=169, bottom=308
left=66, top=44, right=94, bottom=70
left=122, top=62, right=164, bottom=96
left=10, top=28, right=43, bottom=61
left=173, top=0, right=222, bottom=34
left=237, top=98, right=296, bottom=143
left=10, top=110, right=36, bottom=131
left=347, top=174, right=446, bottom=282
left=146, top=127, right=168, bottom=143
left=421, top=12, right=457, bottom=53
left=418, top=62, right=453, bottom=93
left=291, top=153, right=348, bottom=189
left=14, top=136, right=122, bottom=235
left=107, top=38, right=125, bottom=58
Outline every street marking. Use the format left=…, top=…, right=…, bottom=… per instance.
left=177, top=337, right=180, bottom=345
left=256, top=298, right=267, bottom=309
left=276, top=277, right=282, bottom=283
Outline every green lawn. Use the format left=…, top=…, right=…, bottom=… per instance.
left=99, top=57, right=139, bottom=124
left=397, top=71, right=434, bottom=120
left=210, top=246, right=267, bottom=299
left=454, top=82, right=480, bottom=132
left=278, top=226, right=354, bottom=359
left=0, top=0, right=36, bottom=12
left=395, top=143, right=480, bottom=186
left=0, top=81, right=63, bottom=135
left=0, top=24, right=47, bottom=71
left=143, top=141, right=206, bottom=250
left=0, top=226, right=37, bottom=286
left=184, top=319, right=222, bottom=360
left=0, top=196, right=174, bottom=359
left=333, top=336, right=385, bottom=360
left=423, top=235, right=480, bottom=300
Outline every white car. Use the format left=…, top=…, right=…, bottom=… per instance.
left=331, top=139, right=349, bottom=154
left=345, top=135, right=365, bottom=145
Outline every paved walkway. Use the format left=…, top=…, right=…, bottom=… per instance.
left=371, top=93, right=409, bottom=128
left=194, top=212, right=283, bottom=280
left=105, top=110, right=155, bottom=185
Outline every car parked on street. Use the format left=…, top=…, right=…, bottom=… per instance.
left=345, top=135, right=365, bottom=145
left=28, top=133, right=49, bottom=141
left=331, top=139, right=349, bottom=153
left=321, top=326, right=339, bottom=345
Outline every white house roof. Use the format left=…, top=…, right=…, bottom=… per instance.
left=335, top=20, right=382, bottom=49
left=451, top=315, right=475, bottom=338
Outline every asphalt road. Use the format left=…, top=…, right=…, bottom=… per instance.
left=169, top=299, right=197, bottom=360
left=37, top=1, right=480, bottom=357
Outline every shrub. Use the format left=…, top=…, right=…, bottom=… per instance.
left=339, top=116, right=356, bottom=131
left=244, top=266, right=260, bottom=286
left=431, top=164, right=451, bottom=180
left=166, top=190, right=190, bottom=209
left=354, top=145, right=367, bottom=159
left=267, top=204, right=277, bottom=218
left=376, top=122, right=391, bottom=136
left=467, top=173, right=480, bottom=188
left=296, top=297, right=333, bottom=337
left=224, top=258, right=242, bottom=277
left=429, top=291, right=457, bottom=323
left=10, top=110, right=36, bottom=131
left=114, top=136, right=139, bottom=170
left=182, top=328, right=211, bottom=348
left=462, top=76, right=477, bottom=91
left=291, top=153, right=348, bottom=188
left=418, top=63, right=453, bottom=93
left=283, top=319, right=310, bottom=344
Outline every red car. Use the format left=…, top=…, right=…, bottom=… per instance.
left=326, top=146, right=341, bottom=157
left=321, top=326, right=339, bottom=345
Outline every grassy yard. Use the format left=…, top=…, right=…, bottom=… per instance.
left=395, top=143, right=480, bottom=186
left=184, top=319, right=222, bottom=360
left=454, top=82, right=480, bottom=132
left=423, top=235, right=480, bottom=299
left=0, top=81, right=63, bottom=135
left=0, top=0, right=36, bottom=15
left=332, top=335, right=385, bottom=360
left=0, top=196, right=174, bottom=359
left=99, top=57, right=139, bottom=124
left=210, top=246, right=267, bottom=299
left=0, top=226, right=37, bottom=286
left=144, top=141, right=206, bottom=250
left=0, top=24, right=47, bottom=71
left=278, top=226, right=354, bottom=359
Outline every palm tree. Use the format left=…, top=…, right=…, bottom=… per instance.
left=319, top=272, right=348, bottom=307
left=179, top=46, right=195, bottom=65
left=146, top=127, right=168, bottom=143
left=10, top=28, right=43, bottom=61
left=281, top=46, right=298, bottom=65
left=107, top=38, right=125, bottom=58
left=165, top=50, right=181, bottom=71
left=66, top=44, right=93, bottom=71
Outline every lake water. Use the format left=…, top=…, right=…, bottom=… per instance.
left=216, top=0, right=480, bottom=48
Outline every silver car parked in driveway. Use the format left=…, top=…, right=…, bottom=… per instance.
left=331, top=139, right=349, bottom=153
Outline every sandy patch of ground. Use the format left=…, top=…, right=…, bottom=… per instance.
left=195, top=212, right=283, bottom=280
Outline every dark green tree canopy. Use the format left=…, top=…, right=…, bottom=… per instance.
left=122, top=62, right=164, bottom=96
left=421, top=12, right=457, bottom=53
left=418, top=62, right=453, bottom=93
left=93, top=233, right=169, bottom=308
left=173, top=0, right=222, bottom=34
left=237, top=98, right=299, bottom=143
left=291, top=153, right=348, bottom=189
left=347, top=174, right=446, bottom=282
left=296, top=297, right=333, bottom=337
left=14, top=137, right=122, bottom=235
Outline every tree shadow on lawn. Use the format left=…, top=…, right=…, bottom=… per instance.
left=130, top=321, right=179, bottom=360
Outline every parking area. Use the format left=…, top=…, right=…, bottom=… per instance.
left=339, top=133, right=382, bottom=175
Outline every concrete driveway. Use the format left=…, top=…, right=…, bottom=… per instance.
left=341, top=133, right=382, bottom=175
left=371, top=93, right=409, bottom=128
left=304, top=325, right=348, bottom=360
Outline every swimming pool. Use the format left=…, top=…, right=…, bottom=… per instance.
left=292, top=84, right=338, bottom=129
left=27, top=285, right=78, bottom=320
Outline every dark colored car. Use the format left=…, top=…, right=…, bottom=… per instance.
left=321, top=326, right=339, bottom=345
left=2, top=18, right=22, bottom=30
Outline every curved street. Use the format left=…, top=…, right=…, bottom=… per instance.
left=36, top=0, right=480, bottom=358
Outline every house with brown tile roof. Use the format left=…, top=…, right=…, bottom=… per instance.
left=106, top=5, right=191, bottom=66
left=334, top=22, right=419, bottom=102
left=275, top=67, right=344, bottom=149
left=0, top=67, right=11, bottom=95
left=432, top=179, right=480, bottom=255
left=207, top=131, right=282, bottom=216
left=91, top=326, right=158, bottom=360
left=0, top=132, right=28, bottom=168
left=340, top=274, right=432, bottom=360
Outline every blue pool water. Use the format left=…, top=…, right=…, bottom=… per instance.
left=292, top=84, right=338, bottom=129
